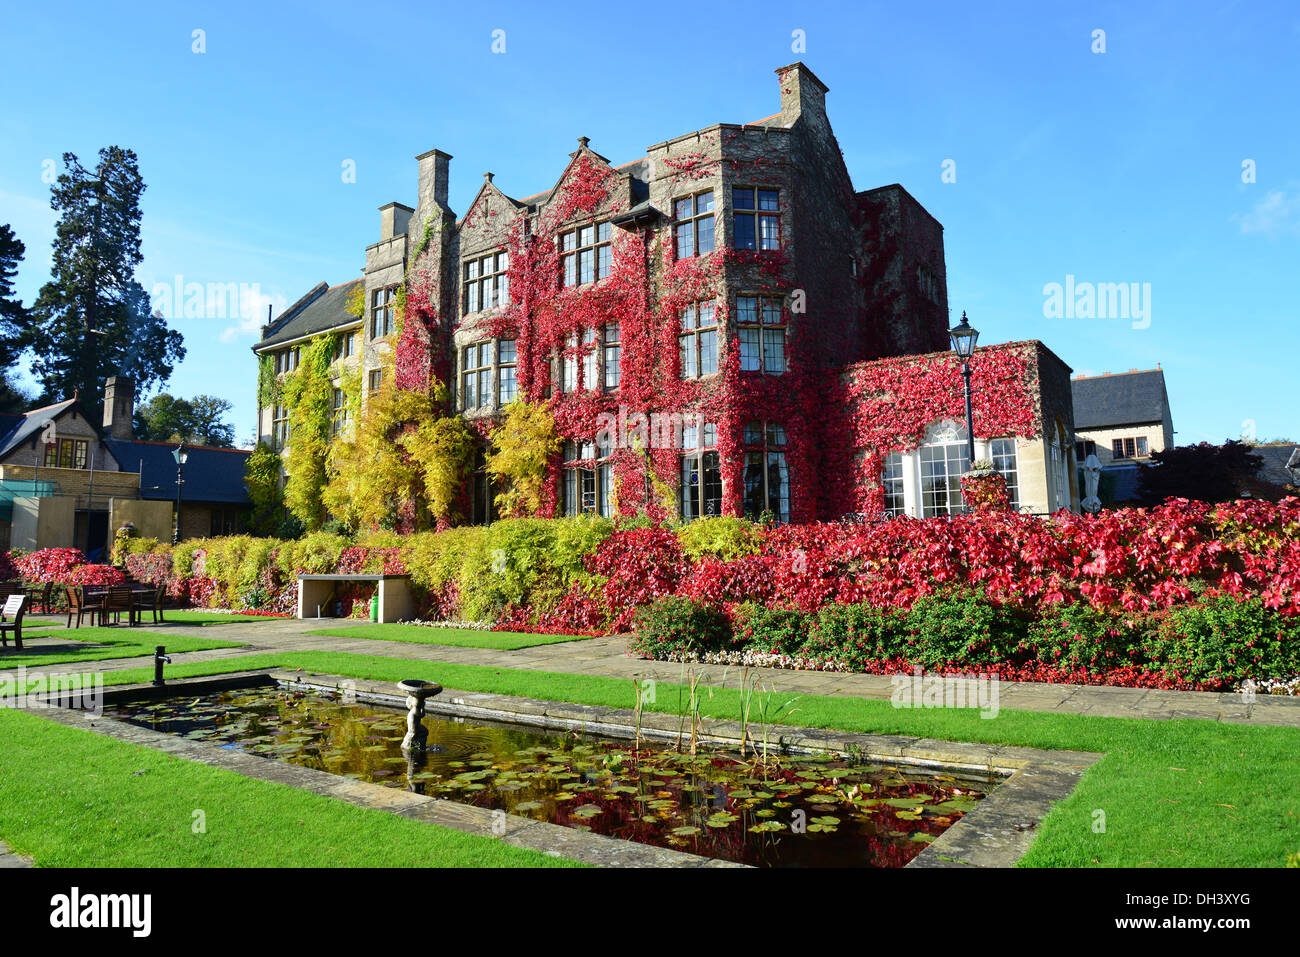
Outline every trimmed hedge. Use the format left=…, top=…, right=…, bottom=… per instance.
left=634, top=590, right=1299, bottom=691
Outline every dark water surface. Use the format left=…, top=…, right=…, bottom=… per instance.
left=105, top=688, right=994, bottom=867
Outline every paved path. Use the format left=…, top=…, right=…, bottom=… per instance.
left=4, top=614, right=1299, bottom=727
left=0, top=839, right=33, bottom=868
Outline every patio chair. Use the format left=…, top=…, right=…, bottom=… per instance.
left=25, top=581, right=54, bottom=613
left=0, top=581, right=21, bottom=599
left=133, top=583, right=166, bottom=625
left=0, top=593, right=26, bottom=650
left=104, top=585, right=136, bottom=626
left=66, top=585, right=106, bottom=629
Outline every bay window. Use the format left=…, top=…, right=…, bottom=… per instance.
left=679, top=302, right=718, bottom=379
left=733, top=187, right=781, bottom=251
left=736, top=295, right=786, bottom=374
left=674, top=190, right=715, bottom=258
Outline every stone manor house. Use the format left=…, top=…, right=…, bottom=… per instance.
left=254, top=62, right=1079, bottom=525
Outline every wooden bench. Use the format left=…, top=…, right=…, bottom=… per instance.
left=296, top=574, right=415, bottom=624
left=0, top=593, right=27, bottom=650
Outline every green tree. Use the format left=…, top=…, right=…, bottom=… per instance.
left=0, top=224, right=34, bottom=413
left=133, top=393, right=235, bottom=446
left=28, top=148, right=185, bottom=418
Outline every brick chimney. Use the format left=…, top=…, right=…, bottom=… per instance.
left=103, top=375, right=135, bottom=440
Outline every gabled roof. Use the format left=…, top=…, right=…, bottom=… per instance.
left=1071, top=369, right=1169, bottom=430
left=256, top=278, right=364, bottom=350
left=103, top=438, right=252, bottom=505
left=0, top=398, right=79, bottom=460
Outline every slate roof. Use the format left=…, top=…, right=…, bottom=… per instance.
left=0, top=399, right=78, bottom=460
left=1071, top=369, right=1169, bottom=430
left=256, top=278, right=364, bottom=350
left=103, top=439, right=253, bottom=505
left=1252, top=445, right=1300, bottom=488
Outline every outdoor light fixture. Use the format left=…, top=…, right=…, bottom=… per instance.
left=949, top=312, right=979, bottom=463
left=172, top=442, right=188, bottom=545
left=949, top=311, right=979, bottom=358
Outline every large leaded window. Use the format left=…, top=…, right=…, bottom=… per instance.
left=460, top=341, right=493, bottom=411
left=370, top=286, right=397, bottom=339
left=271, top=403, right=289, bottom=448
left=736, top=295, right=786, bottom=374
left=561, top=438, right=614, bottom=517
left=560, top=222, right=612, bottom=287
left=742, top=421, right=790, bottom=522
left=498, top=339, right=517, bottom=405
left=463, top=250, right=509, bottom=314
left=674, top=190, right=715, bottom=259
left=732, top=187, right=781, bottom=251
left=679, top=302, right=718, bottom=379
left=919, top=441, right=970, bottom=517
left=680, top=419, right=722, bottom=521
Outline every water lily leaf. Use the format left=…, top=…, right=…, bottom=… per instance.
left=670, top=826, right=701, bottom=837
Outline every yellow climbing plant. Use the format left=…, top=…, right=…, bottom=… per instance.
left=323, top=364, right=473, bottom=529
left=485, top=399, right=560, bottom=518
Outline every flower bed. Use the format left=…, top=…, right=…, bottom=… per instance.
left=9, top=496, right=1297, bottom=689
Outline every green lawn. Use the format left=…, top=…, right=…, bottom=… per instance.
left=0, top=628, right=246, bottom=669
left=56, top=649, right=1299, bottom=868
left=0, top=707, right=579, bottom=868
left=306, top=623, right=596, bottom=650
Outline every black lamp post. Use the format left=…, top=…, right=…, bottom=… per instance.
left=948, top=312, right=979, bottom=465
left=172, top=442, right=189, bottom=545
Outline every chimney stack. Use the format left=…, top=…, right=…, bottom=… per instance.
left=379, top=202, right=414, bottom=241
left=775, top=62, right=829, bottom=126
left=416, top=149, right=452, bottom=210
left=103, top=375, right=135, bottom=440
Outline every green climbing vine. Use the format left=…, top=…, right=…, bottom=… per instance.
left=257, top=353, right=281, bottom=410
left=282, top=332, right=340, bottom=530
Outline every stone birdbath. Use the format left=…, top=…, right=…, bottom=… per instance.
left=397, top=678, right=443, bottom=752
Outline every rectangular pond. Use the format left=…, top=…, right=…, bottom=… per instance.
left=103, top=686, right=996, bottom=868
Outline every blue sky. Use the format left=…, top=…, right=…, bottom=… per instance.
left=1, top=0, right=1296, bottom=446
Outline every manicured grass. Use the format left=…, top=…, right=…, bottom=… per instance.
left=0, top=628, right=246, bottom=669
left=0, top=707, right=579, bottom=867
left=306, top=623, right=596, bottom=650
left=72, top=649, right=1300, bottom=868
left=164, top=611, right=282, bottom=624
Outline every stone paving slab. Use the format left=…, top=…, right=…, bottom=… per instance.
left=0, top=838, right=33, bottom=868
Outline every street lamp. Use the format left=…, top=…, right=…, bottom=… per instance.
left=172, top=442, right=189, bottom=545
left=949, top=312, right=979, bottom=464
